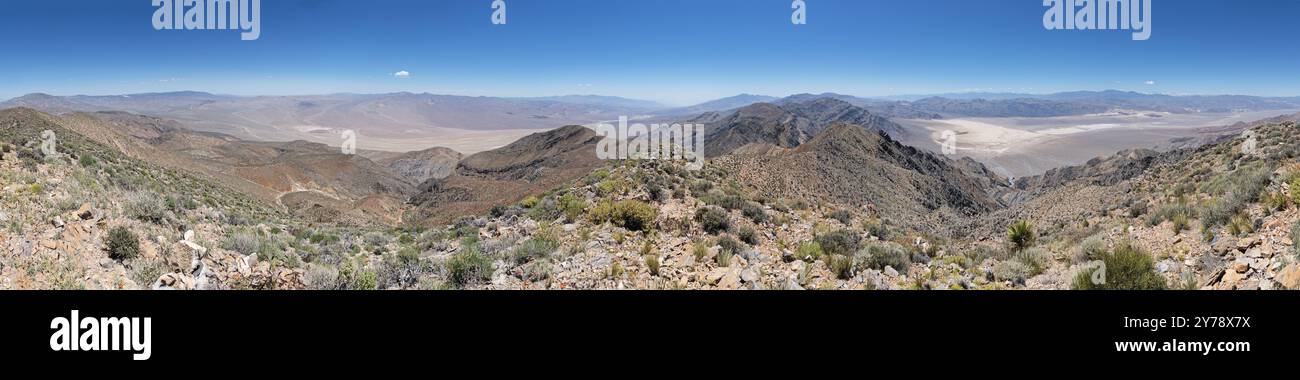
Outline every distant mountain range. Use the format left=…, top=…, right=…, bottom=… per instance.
left=0, top=92, right=660, bottom=154
left=6, top=90, right=1300, bottom=160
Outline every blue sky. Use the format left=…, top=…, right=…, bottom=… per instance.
left=1, top=0, right=1298, bottom=105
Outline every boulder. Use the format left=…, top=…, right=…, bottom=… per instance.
left=152, top=273, right=193, bottom=290
left=706, top=267, right=741, bottom=289
left=1237, top=236, right=1259, bottom=251
left=1278, top=265, right=1300, bottom=290
left=1231, top=258, right=1251, bottom=273
left=1219, top=269, right=1247, bottom=290
left=74, top=203, right=93, bottom=220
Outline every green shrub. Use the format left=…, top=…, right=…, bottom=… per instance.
left=1227, top=213, right=1254, bottom=236
left=520, top=196, right=540, bottom=209
left=716, top=235, right=744, bottom=264
left=224, top=232, right=261, bottom=255
left=1128, top=199, right=1149, bottom=218
left=124, top=191, right=166, bottom=224
left=489, top=204, right=509, bottom=217
left=304, top=264, right=341, bottom=290
left=737, top=226, right=758, bottom=245
left=689, top=180, right=713, bottom=195
left=828, top=254, right=854, bottom=279
left=596, top=179, right=626, bottom=196
left=1072, top=243, right=1166, bottom=290
left=1290, top=176, right=1300, bottom=206
left=527, top=197, right=563, bottom=221
left=1171, top=213, right=1189, bottom=235
left=692, top=240, right=708, bottom=263
left=1263, top=191, right=1289, bottom=212
left=559, top=193, right=586, bottom=222
left=646, top=181, right=666, bottom=202
left=866, top=221, right=890, bottom=240
left=694, top=206, right=730, bottom=234
left=1198, top=163, right=1274, bottom=227
left=1006, top=220, right=1036, bottom=251
left=105, top=226, right=140, bottom=261
left=816, top=229, right=861, bottom=256
left=1199, top=199, right=1237, bottom=228
left=707, top=193, right=746, bottom=210
left=333, top=260, right=377, bottom=290
left=446, top=244, right=493, bottom=287
left=1013, top=247, right=1049, bottom=275
left=644, top=241, right=661, bottom=276
left=511, top=235, right=558, bottom=264
left=642, top=253, right=660, bottom=276
left=1079, top=234, right=1106, bottom=261
left=589, top=200, right=658, bottom=231
left=126, top=256, right=168, bottom=288
left=1148, top=203, right=1194, bottom=227
left=741, top=202, right=769, bottom=224
left=993, top=260, right=1032, bottom=283
left=828, top=210, right=853, bottom=225
left=363, top=232, right=392, bottom=253
left=353, top=269, right=378, bottom=290
left=377, top=247, right=429, bottom=288
left=78, top=154, right=97, bottom=168
left=795, top=241, right=823, bottom=261
left=857, top=243, right=910, bottom=271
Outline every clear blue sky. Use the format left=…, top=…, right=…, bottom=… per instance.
left=1, top=0, right=1297, bottom=105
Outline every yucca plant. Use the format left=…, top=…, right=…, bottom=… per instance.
left=1006, top=220, right=1036, bottom=252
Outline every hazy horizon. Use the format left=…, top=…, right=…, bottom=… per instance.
left=8, top=89, right=1300, bottom=110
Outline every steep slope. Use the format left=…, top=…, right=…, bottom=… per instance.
left=406, top=125, right=605, bottom=225
left=717, top=123, right=1007, bottom=234
left=41, top=111, right=418, bottom=225
left=702, top=98, right=908, bottom=157
left=369, top=146, right=463, bottom=185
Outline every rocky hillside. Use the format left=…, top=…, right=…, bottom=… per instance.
left=702, top=98, right=907, bottom=156
left=405, top=125, right=605, bottom=225
left=716, top=123, right=1007, bottom=234
left=39, top=110, right=430, bottom=225
left=368, top=147, right=463, bottom=185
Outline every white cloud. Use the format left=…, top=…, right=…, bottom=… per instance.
left=393, top=71, right=411, bottom=79
left=1144, top=80, right=1156, bottom=85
